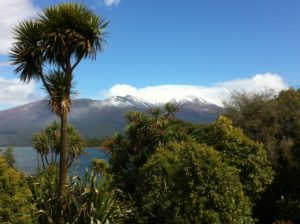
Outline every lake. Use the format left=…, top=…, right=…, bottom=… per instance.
left=0, top=146, right=109, bottom=176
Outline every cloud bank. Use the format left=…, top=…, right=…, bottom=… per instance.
left=0, top=61, right=11, bottom=67
left=0, top=73, right=289, bottom=110
left=103, top=73, right=289, bottom=106
left=103, top=0, right=121, bottom=7
left=0, top=0, right=39, bottom=54
left=0, top=76, right=41, bottom=109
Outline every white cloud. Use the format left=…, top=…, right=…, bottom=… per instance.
left=103, top=0, right=121, bottom=7
left=0, top=61, right=11, bottom=67
left=0, top=76, right=41, bottom=108
left=102, top=73, right=289, bottom=106
left=0, top=0, right=40, bottom=54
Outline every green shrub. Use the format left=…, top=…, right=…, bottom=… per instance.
left=67, top=171, right=133, bottom=223
left=200, top=116, right=274, bottom=201
left=30, top=165, right=132, bottom=223
left=1, top=147, right=16, bottom=168
left=136, top=141, right=254, bottom=224
left=0, top=156, right=35, bottom=224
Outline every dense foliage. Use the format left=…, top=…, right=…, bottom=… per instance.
left=107, top=105, right=187, bottom=194
left=196, top=116, right=274, bottom=201
left=29, top=164, right=132, bottom=224
left=223, top=89, right=300, bottom=223
left=106, top=105, right=273, bottom=223
left=0, top=147, right=16, bottom=168
left=137, top=141, right=254, bottom=223
left=0, top=156, right=35, bottom=224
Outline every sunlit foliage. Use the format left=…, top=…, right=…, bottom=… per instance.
left=0, top=156, right=35, bottom=223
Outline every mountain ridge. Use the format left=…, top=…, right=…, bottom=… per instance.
left=0, top=95, right=222, bottom=146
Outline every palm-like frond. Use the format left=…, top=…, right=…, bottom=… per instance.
left=45, top=121, right=60, bottom=154
left=151, top=107, right=163, bottom=118
left=67, top=125, right=85, bottom=159
left=68, top=173, right=132, bottom=224
left=33, top=122, right=85, bottom=169
left=10, top=3, right=108, bottom=83
left=45, top=70, right=76, bottom=116
left=164, top=102, right=178, bottom=118
left=33, top=132, right=51, bottom=156
left=10, top=20, right=44, bottom=82
left=38, top=3, right=108, bottom=68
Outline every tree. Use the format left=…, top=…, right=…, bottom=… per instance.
left=33, top=132, right=51, bottom=169
left=223, top=90, right=280, bottom=165
left=203, top=116, right=274, bottom=201
left=33, top=121, right=85, bottom=169
left=164, top=102, right=178, bottom=118
left=0, top=156, right=35, bottom=223
left=108, top=106, right=188, bottom=195
left=2, top=147, right=16, bottom=168
left=10, top=3, right=108, bottom=223
left=222, top=89, right=300, bottom=223
left=136, top=141, right=254, bottom=223
left=223, top=89, right=300, bottom=168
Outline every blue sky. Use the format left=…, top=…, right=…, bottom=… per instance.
left=0, top=0, right=299, bottom=109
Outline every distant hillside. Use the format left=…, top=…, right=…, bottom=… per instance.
left=0, top=95, right=222, bottom=146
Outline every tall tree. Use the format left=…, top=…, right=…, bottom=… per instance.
left=10, top=3, right=108, bottom=223
left=223, top=89, right=300, bottom=222
left=33, top=121, right=85, bottom=169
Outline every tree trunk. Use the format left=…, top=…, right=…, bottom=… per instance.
left=51, top=150, right=54, bottom=164
left=37, top=151, right=40, bottom=171
left=41, top=155, right=45, bottom=170
left=45, top=154, right=49, bottom=166
left=58, top=111, right=68, bottom=224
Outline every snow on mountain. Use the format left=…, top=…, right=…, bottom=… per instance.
left=102, top=95, right=214, bottom=108
left=102, top=95, right=153, bottom=107
left=170, top=95, right=208, bottom=105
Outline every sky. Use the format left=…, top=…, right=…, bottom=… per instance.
left=0, top=0, right=299, bottom=109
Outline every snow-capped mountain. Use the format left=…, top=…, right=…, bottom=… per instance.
left=0, top=95, right=222, bottom=146
left=101, top=95, right=214, bottom=108
left=102, top=95, right=153, bottom=107
left=174, top=95, right=208, bottom=105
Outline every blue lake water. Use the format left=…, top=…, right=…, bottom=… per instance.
left=1, top=146, right=109, bottom=176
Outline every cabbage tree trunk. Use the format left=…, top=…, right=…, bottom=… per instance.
left=58, top=111, right=68, bottom=224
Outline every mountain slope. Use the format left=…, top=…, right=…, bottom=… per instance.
left=0, top=95, right=222, bottom=146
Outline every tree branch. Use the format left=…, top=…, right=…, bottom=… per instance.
left=62, top=64, right=67, bottom=73
left=71, top=54, right=84, bottom=72
left=39, top=69, right=52, bottom=97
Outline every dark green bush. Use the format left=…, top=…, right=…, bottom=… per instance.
left=136, top=141, right=254, bottom=224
